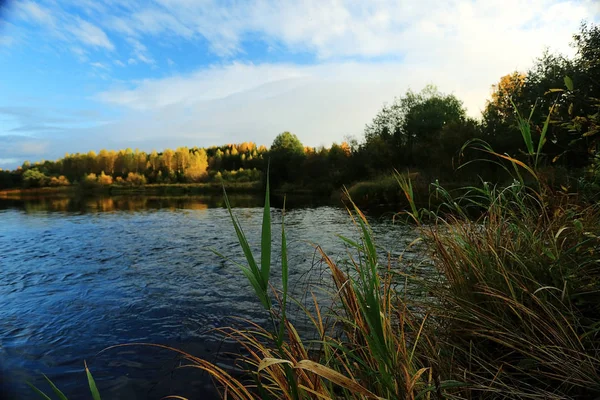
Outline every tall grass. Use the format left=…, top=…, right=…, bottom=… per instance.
left=193, top=100, right=600, bottom=398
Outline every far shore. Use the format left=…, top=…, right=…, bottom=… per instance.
left=0, top=181, right=262, bottom=198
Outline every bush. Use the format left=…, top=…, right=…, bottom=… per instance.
left=125, top=172, right=146, bottom=186
left=22, top=168, right=49, bottom=188
left=346, top=172, right=424, bottom=206
left=212, top=168, right=261, bottom=183
left=82, top=173, right=98, bottom=188
left=97, top=172, right=113, bottom=186
left=48, top=175, right=70, bottom=187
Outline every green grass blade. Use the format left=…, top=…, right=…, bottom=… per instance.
left=281, top=196, right=288, bottom=311
left=337, top=234, right=361, bottom=250
left=222, top=184, right=270, bottom=309
left=277, top=196, right=289, bottom=345
left=535, top=105, right=554, bottom=168
left=26, top=382, right=53, bottom=400
left=564, top=75, right=574, bottom=91
left=224, top=188, right=260, bottom=275
left=84, top=361, right=101, bottom=400
left=260, top=167, right=271, bottom=289
left=511, top=98, right=534, bottom=155
left=44, top=374, right=68, bottom=400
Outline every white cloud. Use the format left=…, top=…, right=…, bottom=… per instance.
left=99, top=0, right=597, bottom=59
left=90, top=62, right=110, bottom=70
left=69, top=19, right=114, bottom=51
left=114, top=59, right=126, bottom=67
left=71, top=46, right=88, bottom=62
left=127, top=37, right=155, bottom=64
left=84, top=0, right=598, bottom=149
left=87, top=58, right=517, bottom=149
left=14, top=1, right=56, bottom=27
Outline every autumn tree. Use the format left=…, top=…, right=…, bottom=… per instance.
left=183, top=149, right=208, bottom=182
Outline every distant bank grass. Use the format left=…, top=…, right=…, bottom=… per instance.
left=345, top=171, right=471, bottom=209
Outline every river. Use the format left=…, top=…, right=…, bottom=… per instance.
left=0, top=194, right=416, bottom=399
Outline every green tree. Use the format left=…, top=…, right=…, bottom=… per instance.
left=271, top=131, right=304, bottom=155
left=269, top=132, right=306, bottom=187
left=363, top=85, right=466, bottom=169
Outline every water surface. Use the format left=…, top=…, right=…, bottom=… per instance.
left=0, top=195, right=416, bottom=399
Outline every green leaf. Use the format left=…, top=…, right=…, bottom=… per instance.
left=511, top=98, right=534, bottom=155
left=84, top=361, right=101, bottom=400
left=535, top=105, right=553, bottom=168
left=26, top=382, right=53, bottom=400
left=564, top=75, right=574, bottom=91
left=260, top=165, right=271, bottom=289
left=542, top=248, right=556, bottom=260
left=337, top=234, right=361, bottom=250
left=223, top=184, right=269, bottom=309
left=281, top=196, right=288, bottom=308
left=44, top=374, right=69, bottom=400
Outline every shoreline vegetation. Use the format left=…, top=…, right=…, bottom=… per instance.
left=23, top=22, right=600, bottom=400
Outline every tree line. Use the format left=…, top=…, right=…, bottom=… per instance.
left=1, top=23, right=598, bottom=194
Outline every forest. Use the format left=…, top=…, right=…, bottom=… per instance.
left=1, top=23, right=599, bottom=206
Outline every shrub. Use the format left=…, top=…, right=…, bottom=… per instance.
left=48, top=175, right=70, bottom=187
left=81, top=173, right=98, bottom=188
left=125, top=172, right=146, bottom=186
left=22, top=168, right=49, bottom=188
left=97, top=172, right=113, bottom=186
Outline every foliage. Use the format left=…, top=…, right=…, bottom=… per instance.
left=48, top=175, right=70, bottom=187
left=29, top=362, right=101, bottom=400
left=22, top=168, right=49, bottom=188
left=270, top=131, right=304, bottom=155
left=97, top=172, right=113, bottom=186
left=362, top=85, right=466, bottom=169
left=268, top=132, right=307, bottom=188
left=82, top=173, right=98, bottom=188
left=125, top=172, right=147, bottom=186
left=5, top=143, right=267, bottom=191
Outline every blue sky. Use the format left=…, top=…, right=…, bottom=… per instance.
left=0, top=0, right=598, bottom=169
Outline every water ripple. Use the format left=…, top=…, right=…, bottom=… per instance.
left=0, top=196, right=415, bottom=399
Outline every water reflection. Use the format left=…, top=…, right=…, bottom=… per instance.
left=0, top=194, right=265, bottom=214
left=0, top=194, right=416, bottom=400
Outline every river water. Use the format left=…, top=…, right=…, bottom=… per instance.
left=0, top=195, right=417, bottom=399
